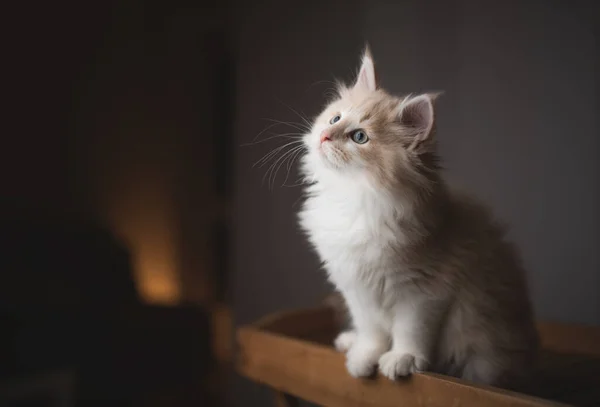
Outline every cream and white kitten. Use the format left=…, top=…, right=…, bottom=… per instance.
left=298, top=48, right=538, bottom=388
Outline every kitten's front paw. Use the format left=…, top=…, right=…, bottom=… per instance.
left=334, top=330, right=356, bottom=353
left=345, top=342, right=386, bottom=378
left=378, top=351, right=429, bottom=380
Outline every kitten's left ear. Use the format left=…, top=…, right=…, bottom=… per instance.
left=353, top=46, right=377, bottom=92
left=398, top=93, right=440, bottom=152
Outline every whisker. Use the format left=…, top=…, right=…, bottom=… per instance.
left=290, top=193, right=306, bottom=210
left=286, top=145, right=303, bottom=172
left=263, top=118, right=310, bottom=133
left=240, top=133, right=303, bottom=147
left=276, top=99, right=313, bottom=130
left=283, top=179, right=307, bottom=188
left=258, top=142, right=304, bottom=189
left=306, top=79, right=338, bottom=91
left=263, top=148, right=289, bottom=188
left=265, top=144, right=305, bottom=189
left=249, top=117, right=309, bottom=147
left=266, top=145, right=304, bottom=189
left=253, top=140, right=304, bottom=168
left=324, top=88, right=340, bottom=100
left=253, top=146, right=284, bottom=168
left=250, top=121, right=286, bottom=143
left=277, top=145, right=305, bottom=187
left=282, top=147, right=306, bottom=187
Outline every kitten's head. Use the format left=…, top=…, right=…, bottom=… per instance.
left=302, top=47, right=441, bottom=191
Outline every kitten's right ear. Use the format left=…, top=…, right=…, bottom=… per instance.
left=398, top=93, right=440, bottom=153
left=353, top=45, right=377, bottom=92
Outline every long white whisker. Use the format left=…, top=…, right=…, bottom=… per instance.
left=249, top=117, right=309, bottom=147
left=282, top=146, right=306, bottom=186
left=282, top=179, right=307, bottom=188
left=258, top=142, right=304, bottom=189
left=306, top=79, right=338, bottom=91
left=263, top=148, right=288, bottom=188
left=254, top=146, right=285, bottom=168
left=276, top=99, right=313, bottom=130
left=286, top=145, right=303, bottom=172
left=263, top=118, right=310, bottom=133
left=253, top=140, right=304, bottom=168
left=267, top=146, right=301, bottom=189
left=265, top=144, right=304, bottom=189
left=241, top=133, right=303, bottom=147
left=276, top=145, right=305, bottom=188
left=250, top=121, right=285, bottom=143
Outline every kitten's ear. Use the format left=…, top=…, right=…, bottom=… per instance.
left=353, top=45, right=377, bottom=92
left=398, top=93, right=440, bottom=152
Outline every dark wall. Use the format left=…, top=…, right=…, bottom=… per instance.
left=1, top=2, right=231, bottom=404
left=2, top=1, right=233, bottom=305
left=70, top=1, right=231, bottom=304
left=2, top=2, right=112, bottom=215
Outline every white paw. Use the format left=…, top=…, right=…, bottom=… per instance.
left=345, top=342, right=386, bottom=378
left=378, top=351, right=428, bottom=380
left=334, top=331, right=356, bottom=353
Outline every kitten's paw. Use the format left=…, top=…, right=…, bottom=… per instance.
left=346, top=349, right=377, bottom=378
left=334, top=331, right=356, bottom=353
left=345, top=342, right=386, bottom=378
left=378, top=351, right=428, bottom=380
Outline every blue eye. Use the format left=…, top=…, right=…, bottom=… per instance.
left=351, top=130, right=369, bottom=144
left=330, top=115, right=341, bottom=124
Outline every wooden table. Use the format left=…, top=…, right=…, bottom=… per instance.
left=237, top=306, right=600, bottom=407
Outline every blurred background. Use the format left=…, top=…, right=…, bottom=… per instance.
left=0, top=0, right=598, bottom=406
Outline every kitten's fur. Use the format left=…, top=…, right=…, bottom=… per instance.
left=298, top=48, right=538, bottom=387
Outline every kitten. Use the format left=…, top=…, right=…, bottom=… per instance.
left=298, top=47, right=538, bottom=388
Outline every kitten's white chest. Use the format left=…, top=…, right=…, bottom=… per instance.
left=299, top=187, right=403, bottom=290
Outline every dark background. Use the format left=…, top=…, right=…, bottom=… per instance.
left=1, top=0, right=598, bottom=406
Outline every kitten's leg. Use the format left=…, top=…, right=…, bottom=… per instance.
left=346, top=327, right=388, bottom=378
left=461, top=350, right=532, bottom=389
left=342, top=291, right=389, bottom=378
left=378, top=300, right=444, bottom=380
left=334, top=330, right=356, bottom=353
left=330, top=293, right=356, bottom=353
left=461, top=354, right=501, bottom=385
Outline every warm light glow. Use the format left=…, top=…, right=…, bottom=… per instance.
left=98, top=169, right=183, bottom=305
left=131, top=231, right=181, bottom=305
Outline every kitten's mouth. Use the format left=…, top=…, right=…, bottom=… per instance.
left=318, top=143, right=345, bottom=168
left=319, top=143, right=333, bottom=159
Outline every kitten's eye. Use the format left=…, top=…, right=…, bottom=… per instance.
left=351, top=130, right=369, bottom=144
left=330, top=115, right=341, bottom=124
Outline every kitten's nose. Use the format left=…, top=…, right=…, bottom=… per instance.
left=320, top=131, right=331, bottom=143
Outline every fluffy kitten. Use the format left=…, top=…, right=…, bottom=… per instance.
left=298, top=48, right=538, bottom=388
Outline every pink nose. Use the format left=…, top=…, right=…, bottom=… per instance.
left=320, top=131, right=331, bottom=143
